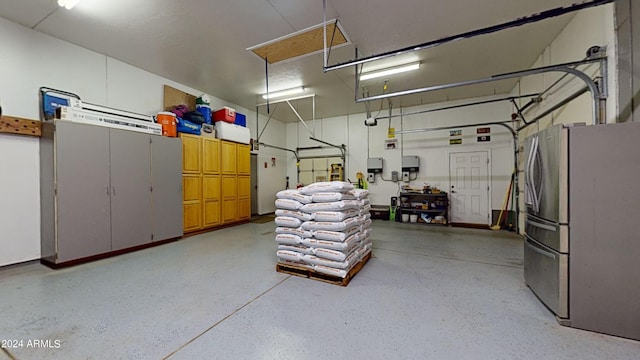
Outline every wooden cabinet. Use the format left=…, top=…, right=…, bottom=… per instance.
left=181, top=136, right=250, bottom=233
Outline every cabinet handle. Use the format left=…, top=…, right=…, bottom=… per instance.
left=106, top=186, right=110, bottom=196
left=112, top=186, right=116, bottom=196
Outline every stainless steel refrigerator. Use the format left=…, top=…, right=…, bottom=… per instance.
left=524, top=122, right=640, bottom=341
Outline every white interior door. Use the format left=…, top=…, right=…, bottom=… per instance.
left=449, top=151, right=490, bottom=225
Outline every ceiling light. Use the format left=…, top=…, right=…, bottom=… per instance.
left=360, top=62, right=420, bottom=81
left=57, top=0, right=81, bottom=10
left=262, top=87, right=305, bottom=100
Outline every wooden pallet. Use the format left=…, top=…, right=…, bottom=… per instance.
left=276, top=251, right=372, bottom=286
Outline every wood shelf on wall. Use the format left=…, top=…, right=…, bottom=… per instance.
left=0, top=116, right=41, bottom=137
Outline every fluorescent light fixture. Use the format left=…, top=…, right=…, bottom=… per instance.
left=360, top=62, right=420, bottom=81
left=58, top=0, right=81, bottom=10
left=262, top=87, right=305, bottom=100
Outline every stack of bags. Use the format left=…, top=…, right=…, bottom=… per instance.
left=275, top=181, right=372, bottom=278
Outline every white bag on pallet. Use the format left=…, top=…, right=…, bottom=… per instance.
left=275, top=227, right=312, bottom=238
left=312, top=226, right=360, bottom=242
left=314, top=247, right=354, bottom=262
left=301, top=200, right=361, bottom=213
left=302, top=234, right=360, bottom=252
left=313, top=264, right=349, bottom=278
left=278, top=244, right=315, bottom=255
left=359, top=198, right=371, bottom=207
left=275, top=209, right=314, bottom=221
left=359, top=204, right=372, bottom=216
left=275, top=198, right=303, bottom=210
left=303, top=251, right=358, bottom=269
left=349, top=189, right=369, bottom=199
left=312, top=209, right=359, bottom=222
left=279, top=260, right=313, bottom=270
left=299, top=181, right=354, bottom=195
left=311, top=192, right=356, bottom=203
left=301, top=217, right=361, bottom=232
left=275, top=216, right=303, bottom=228
left=275, top=233, right=303, bottom=246
left=276, top=190, right=312, bottom=204
left=277, top=250, right=305, bottom=263
left=360, top=219, right=373, bottom=232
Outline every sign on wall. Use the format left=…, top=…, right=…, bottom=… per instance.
left=477, top=135, right=491, bottom=142
left=450, top=129, right=462, bottom=136
left=450, top=139, right=463, bottom=145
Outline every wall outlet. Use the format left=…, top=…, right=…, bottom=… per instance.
left=391, top=171, right=399, bottom=182
left=402, top=172, right=410, bottom=182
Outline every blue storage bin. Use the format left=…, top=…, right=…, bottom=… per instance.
left=235, top=113, right=246, bottom=127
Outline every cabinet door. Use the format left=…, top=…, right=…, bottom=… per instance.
left=55, top=122, right=111, bottom=262
left=183, top=175, right=202, bottom=232
left=184, top=203, right=202, bottom=232
left=221, top=141, right=237, bottom=174
left=238, top=175, right=251, bottom=199
left=222, top=199, right=237, bottom=223
left=203, top=200, right=221, bottom=227
left=203, top=175, right=221, bottom=201
left=202, top=138, right=220, bottom=174
left=221, top=175, right=237, bottom=200
left=151, top=136, right=183, bottom=241
left=110, top=129, right=152, bottom=251
left=238, top=197, right=251, bottom=220
left=237, top=144, right=251, bottom=175
left=181, top=134, right=201, bottom=173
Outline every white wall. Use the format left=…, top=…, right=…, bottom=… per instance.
left=287, top=97, right=516, bottom=212
left=0, top=17, right=286, bottom=266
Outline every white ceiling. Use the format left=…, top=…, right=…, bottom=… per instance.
left=0, top=0, right=593, bottom=122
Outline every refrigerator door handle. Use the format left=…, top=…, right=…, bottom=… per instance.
left=530, top=136, right=541, bottom=213
left=524, top=137, right=536, bottom=208
left=527, top=218, right=557, bottom=232
left=526, top=236, right=557, bottom=260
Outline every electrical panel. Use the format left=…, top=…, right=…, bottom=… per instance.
left=367, top=157, right=383, bottom=173
left=402, top=156, right=420, bottom=172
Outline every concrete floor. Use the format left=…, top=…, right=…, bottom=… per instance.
left=1, top=220, right=639, bottom=360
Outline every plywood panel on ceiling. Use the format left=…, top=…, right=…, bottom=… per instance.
left=249, top=23, right=348, bottom=64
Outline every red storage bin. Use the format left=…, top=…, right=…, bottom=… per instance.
left=213, top=106, right=236, bottom=123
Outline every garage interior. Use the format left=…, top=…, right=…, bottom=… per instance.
left=1, top=0, right=639, bottom=359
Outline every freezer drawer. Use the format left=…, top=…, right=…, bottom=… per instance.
left=525, top=215, right=569, bottom=253
left=524, top=236, right=568, bottom=319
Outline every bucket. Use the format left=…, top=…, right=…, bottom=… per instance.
left=402, top=214, right=409, bottom=222
left=410, top=214, right=418, bottom=223
left=156, top=112, right=177, bottom=137
left=196, top=104, right=212, bottom=124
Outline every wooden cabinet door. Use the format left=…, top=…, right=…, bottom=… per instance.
left=222, top=199, right=237, bottom=223
left=181, top=134, right=201, bottom=173
left=221, top=141, right=237, bottom=174
left=221, top=175, right=237, bottom=200
left=238, top=197, right=251, bottom=220
left=183, top=175, right=202, bottom=232
left=203, top=200, right=221, bottom=227
left=202, top=137, right=220, bottom=174
left=183, top=203, right=202, bottom=232
left=203, top=175, right=221, bottom=201
left=237, top=175, right=251, bottom=199
left=237, top=144, right=251, bottom=175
